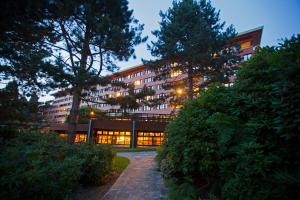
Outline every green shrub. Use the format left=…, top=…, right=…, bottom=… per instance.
left=74, top=143, right=114, bottom=185
left=0, top=131, right=114, bottom=200
left=158, top=35, right=300, bottom=200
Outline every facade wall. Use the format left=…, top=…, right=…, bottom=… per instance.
left=45, top=27, right=263, bottom=123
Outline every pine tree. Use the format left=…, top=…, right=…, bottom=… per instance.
left=146, top=0, right=239, bottom=101
left=0, top=0, right=146, bottom=143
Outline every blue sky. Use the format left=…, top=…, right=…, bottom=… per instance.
left=117, top=0, right=300, bottom=68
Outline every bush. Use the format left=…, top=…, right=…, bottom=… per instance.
left=158, top=35, right=300, bottom=200
left=0, top=131, right=114, bottom=200
left=74, top=143, right=114, bottom=185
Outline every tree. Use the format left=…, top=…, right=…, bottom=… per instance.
left=65, top=106, right=107, bottom=124
left=0, top=81, right=40, bottom=126
left=0, top=0, right=146, bottom=143
left=46, top=0, right=146, bottom=143
left=146, top=0, right=238, bottom=101
left=157, top=35, right=300, bottom=199
left=104, top=83, right=157, bottom=113
left=0, top=0, right=59, bottom=94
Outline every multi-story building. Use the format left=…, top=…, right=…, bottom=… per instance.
left=45, top=26, right=263, bottom=123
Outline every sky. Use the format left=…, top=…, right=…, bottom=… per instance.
left=40, top=0, right=300, bottom=101
left=117, top=0, right=300, bottom=68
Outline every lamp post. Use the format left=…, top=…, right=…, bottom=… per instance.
left=87, top=111, right=95, bottom=144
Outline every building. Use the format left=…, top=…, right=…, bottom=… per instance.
left=48, top=27, right=263, bottom=147
left=45, top=26, right=263, bottom=123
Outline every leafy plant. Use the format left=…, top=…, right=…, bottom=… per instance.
left=158, top=35, right=300, bottom=200
left=0, top=131, right=114, bottom=200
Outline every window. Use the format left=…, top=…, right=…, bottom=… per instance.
left=134, top=80, right=141, bottom=86
left=243, top=54, right=252, bottom=61
left=145, top=69, right=152, bottom=74
left=133, top=71, right=142, bottom=77
left=134, top=88, right=142, bottom=94
left=157, top=84, right=163, bottom=90
left=144, top=77, right=154, bottom=83
left=157, top=93, right=166, bottom=99
left=241, top=41, right=251, bottom=49
left=143, top=106, right=151, bottom=111
left=137, top=132, right=164, bottom=146
left=127, top=74, right=133, bottom=79
left=170, top=70, right=181, bottom=78
left=157, top=103, right=168, bottom=110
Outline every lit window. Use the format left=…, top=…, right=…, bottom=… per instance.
left=241, top=41, right=251, bottom=49
left=134, top=80, right=141, bottom=86
left=170, top=70, right=181, bottom=78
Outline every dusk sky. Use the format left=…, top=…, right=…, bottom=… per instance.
left=117, top=0, right=300, bottom=69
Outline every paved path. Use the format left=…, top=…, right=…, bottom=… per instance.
left=102, top=151, right=167, bottom=200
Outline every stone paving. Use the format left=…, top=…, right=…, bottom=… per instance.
left=102, top=151, right=167, bottom=200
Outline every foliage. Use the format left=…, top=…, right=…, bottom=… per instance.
left=0, top=81, right=42, bottom=132
left=65, top=106, right=107, bottom=124
left=73, top=143, right=114, bottom=185
left=0, top=0, right=146, bottom=143
left=146, top=0, right=238, bottom=100
left=158, top=35, right=300, bottom=200
left=0, top=0, right=56, bottom=93
left=0, top=131, right=114, bottom=200
left=104, top=83, right=157, bottom=113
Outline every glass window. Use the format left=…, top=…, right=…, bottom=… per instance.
left=241, top=41, right=251, bottom=49
left=125, top=132, right=131, bottom=135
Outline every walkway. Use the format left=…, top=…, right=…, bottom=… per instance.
left=102, top=151, right=167, bottom=200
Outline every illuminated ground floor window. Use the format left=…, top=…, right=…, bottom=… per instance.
left=137, top=132, right=164, bottom=146
left=75, top=133, right=87, bottom=142
left=96, top=130, right=131, bottom=145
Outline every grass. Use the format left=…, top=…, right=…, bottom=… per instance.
left=113, top=147, right=157, bottom=152
left=112, top=156, right=130, bottom=173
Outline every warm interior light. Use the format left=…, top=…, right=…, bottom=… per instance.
left=90, top=111, right=95, bottom=116
left=170, top=70, right=181, bottom=78
left=118, top=136, right=125, bottom=142
left=134, top=80, right=141, bottom=86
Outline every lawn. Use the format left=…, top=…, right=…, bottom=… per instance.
left=112, top=156, right=130, bottom=173
left=113, top=147, right=157, bottom=152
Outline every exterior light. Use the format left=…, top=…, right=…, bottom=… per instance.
left=90, top=111, right=95, bottom=117
left=116, top=92, right=121, bottom=97
left=176, top=88, right=183, bottom=95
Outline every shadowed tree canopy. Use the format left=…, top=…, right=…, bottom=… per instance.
left=146, top=0, right=239, bottom=102
left=0, top=0, right=147, bottom=143
left=0, top=81, right=41, bottom=126
left=0, top=0, right=57, bottom=94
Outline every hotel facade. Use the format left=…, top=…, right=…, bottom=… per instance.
left=47, top=27, right=263, bottom=147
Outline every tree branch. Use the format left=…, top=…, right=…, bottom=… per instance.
left=58, top=21, right=76, bottom=70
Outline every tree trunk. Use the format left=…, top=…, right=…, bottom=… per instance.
left=67, top=89, right=81, bottom=144
left=187, top=66, right=193, bottom=100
